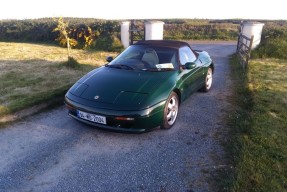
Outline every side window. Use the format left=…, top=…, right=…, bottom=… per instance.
left=179, top=46, right=197, bottom=65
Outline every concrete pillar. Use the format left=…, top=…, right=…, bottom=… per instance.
left=145, top=21, right=165, bottom=40
left=121, top=21, right=130, bottom=48
left=241, top=22, right=264, bottom=49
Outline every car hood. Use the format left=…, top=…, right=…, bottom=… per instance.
left=68, top=67, right=173, bottom=109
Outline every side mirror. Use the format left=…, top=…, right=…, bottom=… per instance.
left=185, top=62, right=196, bottom=69
left=106, top=56, right=113, bottom=62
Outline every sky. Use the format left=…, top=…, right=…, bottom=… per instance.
left=0, top=0, right=286, bottom=20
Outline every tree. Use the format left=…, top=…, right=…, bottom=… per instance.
left=53, top=17, right=78, bottom=60
left=78, top=26, right=99, bottom=49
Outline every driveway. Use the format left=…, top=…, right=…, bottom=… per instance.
left=0, top=41, right=236, bottom=192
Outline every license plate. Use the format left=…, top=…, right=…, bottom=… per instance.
left=77, top=110, right=106, bottom=125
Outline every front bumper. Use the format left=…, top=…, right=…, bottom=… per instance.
left=65, top=96, right=165, bottom=133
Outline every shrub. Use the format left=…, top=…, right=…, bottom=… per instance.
left=0, top=18, right=121, bottom=49
left=94, top=35, right=123, bottom=52
left=252, top=27, right=287, bottom=59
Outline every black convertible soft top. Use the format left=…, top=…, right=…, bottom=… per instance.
left=135, top=40, right=191, bottom=49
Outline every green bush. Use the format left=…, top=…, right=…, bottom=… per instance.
left=0, top=18, right=122, bottom=50
left=94, top=35, right=123, bottom=52
left=0, top=18, right=241, bottom=45
left=252, top=27, right=287, bottom=59
left=252, top=39, right=287, bottom=59
left=0, top=19, right=58, bottom=42
left=163, top=22, right=238, bottom=40
left=2, top=18, right=287, bottom=53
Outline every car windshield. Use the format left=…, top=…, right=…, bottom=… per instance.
left=106, top=45, right=178, bottom=71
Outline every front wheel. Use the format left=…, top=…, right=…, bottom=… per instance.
left=161, top=92, right=179, bottom=129
left=200, top=67, right=213, bottom=92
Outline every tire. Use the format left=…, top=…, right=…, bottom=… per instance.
left=161, top=92, right=179, bottom=129
left=201, top=67, right=213, bottom=92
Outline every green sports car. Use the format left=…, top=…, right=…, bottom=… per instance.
left=65, top=40, right=214, bottom=132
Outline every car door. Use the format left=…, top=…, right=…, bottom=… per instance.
left=178, top=46, right=203, bottom=100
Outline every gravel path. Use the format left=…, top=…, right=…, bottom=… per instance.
left=0, top=42, right=236, bottom=192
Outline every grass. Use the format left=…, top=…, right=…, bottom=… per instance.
left=228, top=56, right=287, bottom=191
left=0, top=42, right=117, bottom=119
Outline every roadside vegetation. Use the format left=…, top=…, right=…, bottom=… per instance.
left=228, top=26, right=287, bottom=191
left=251, top=23, right=287, bottom=59
left=1, top=19, right=286, bottom=45
left=0, top=18, right=123, bottom=51
left=0, top=42, right=117, bottom=120
left=0, top=18, right=242, bottom=45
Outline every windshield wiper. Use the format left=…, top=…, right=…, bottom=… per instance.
left=143, top=68, right=159, bottom=72
left=142, top=68, right=174, bottom=72
left=105, top=64, right=134, bottom=70
left=117, top=64, right=134, bottom=70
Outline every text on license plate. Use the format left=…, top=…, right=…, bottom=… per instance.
left=77, top=110, right=106, bottom=125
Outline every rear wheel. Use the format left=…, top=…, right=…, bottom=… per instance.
left=161, top=92, right=179, bottom=129
left=201, top=67, right=213, bottom=92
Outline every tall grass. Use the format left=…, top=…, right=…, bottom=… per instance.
left=228, top=56, right=287, bottom=191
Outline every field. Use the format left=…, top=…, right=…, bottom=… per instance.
left=0, top=42, right=117, bottom=121
left=229, top=57, right=287, bottom=191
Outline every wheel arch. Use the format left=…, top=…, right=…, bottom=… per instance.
left=173, top=88, right=181, bottom=106
left=210, top=62, right=215, bottom=73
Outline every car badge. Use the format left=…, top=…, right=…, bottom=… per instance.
left=94, top=95, right=100, bottom=100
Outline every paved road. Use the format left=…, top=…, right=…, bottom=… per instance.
left=0, top=42, right=236, bottom=192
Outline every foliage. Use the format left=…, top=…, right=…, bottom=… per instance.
left=0, top=18, right=242, bottom=45
left=72, top=20, right=123, bottom=51
left=94, top=34, right=124, bottom=52
left=128, top=19, right=240, bottom=40
left=0, top=18, right=122, bottom=51
left=53, top=17, right=78, bottom=58
left=0, top=18, right=56, bottom=42
left=164, top=23, right=239, bottom=40
left=251, top=26, right=287, bottom=59
left=78, top=26, right=99, bottom=49
left=1, top=18, right=287, bottom=51
left=228, top=55, right=287, bottom=191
